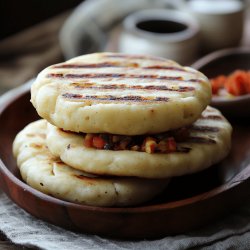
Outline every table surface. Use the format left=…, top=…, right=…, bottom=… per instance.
left=0, top=6, right=250, bottom=250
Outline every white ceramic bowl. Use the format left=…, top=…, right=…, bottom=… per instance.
left=192, top=47, right=250, bottom=118
left=119, top=9, right=200, bottom=65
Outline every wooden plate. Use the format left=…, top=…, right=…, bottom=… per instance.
left=0, top=83, right=250, bottom=239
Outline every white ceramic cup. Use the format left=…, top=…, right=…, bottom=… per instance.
left=186, top=0, right=245, bottom=53
left=118, top=9, right=200, bottom=65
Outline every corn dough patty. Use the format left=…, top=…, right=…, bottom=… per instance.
left=31, top=52, right=211, bottom=135
left=46, top=106, right=232, bottom=179
left=12, top=120, right=169, bottom=207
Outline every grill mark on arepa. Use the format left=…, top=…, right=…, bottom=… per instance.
left=47, top=73, right=201, bottom=83
left=71, top=82, right=195, bottom=92
left=53, top=63, right=187, bottom=72
left=143, top=66, right=186, bottom=72
left=47, top=73, right=181, bottom=80
left=105, top=54, right=166, bottom=61
left=62, top=93, right=169, bottom=103
left=190, top=125, right=220, bottom=132
left=53, top=62, right=134, bottom=69
left=200, top=115, right=223, bottom=120
left=187, top=136, right=216, bottom=144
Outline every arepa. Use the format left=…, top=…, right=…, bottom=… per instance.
left=31, top=52, right=211, bottom=135
left=13, top=120, right=169, bottom=207
left=46, top=106, right=232, bottom=178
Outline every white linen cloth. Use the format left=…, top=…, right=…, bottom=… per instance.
left=0, top=188, right=250, bottom=250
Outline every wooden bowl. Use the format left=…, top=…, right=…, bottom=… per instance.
left=0, top=83, right=250, bottom=239
left=192, top=47, right=250, bottom=118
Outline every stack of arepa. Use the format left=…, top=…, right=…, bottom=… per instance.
left=13, top=52, right=232, bottom=207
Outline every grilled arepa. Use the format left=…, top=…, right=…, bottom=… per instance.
left=46, top=106, right=232, bottom=179
left=13, top=120, right=169, bottom=207
left=31, top=52, right=211, bottom=135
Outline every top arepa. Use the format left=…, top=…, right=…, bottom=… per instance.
left=31, top=52, right=211, bottom=135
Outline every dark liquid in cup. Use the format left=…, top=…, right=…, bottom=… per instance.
left=136, top=19, right=188, bottom=34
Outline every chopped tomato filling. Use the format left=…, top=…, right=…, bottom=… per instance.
left=92, top=136, right=106, bottom=149
left=83, top=128, right=188, bottom=154
left=211, top=70, right=250, bottom=96
left=84, top=134, right=94, bottom=147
